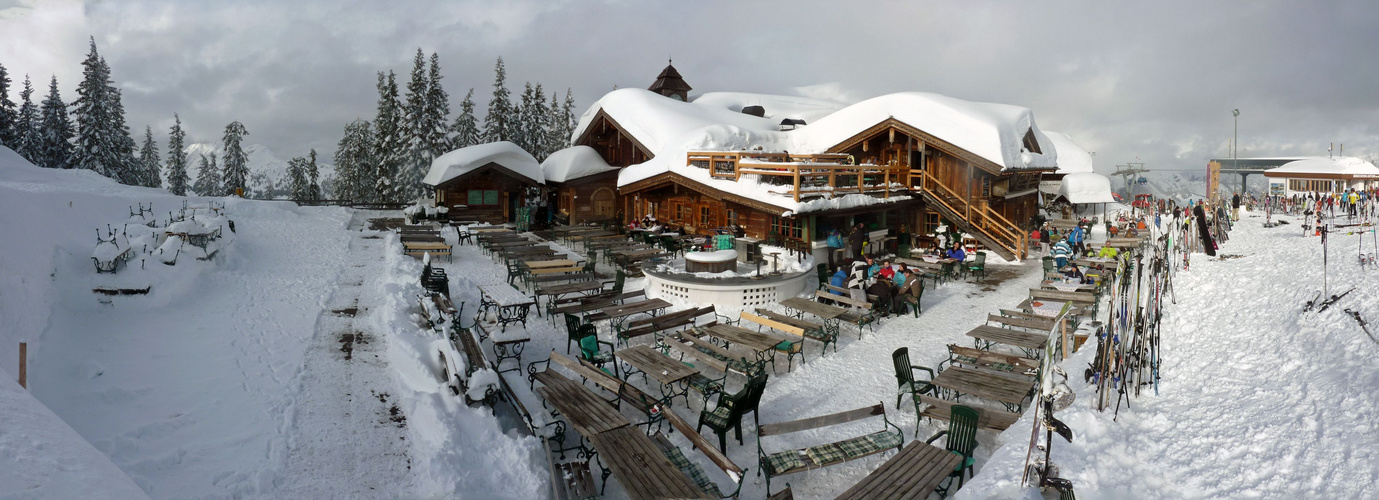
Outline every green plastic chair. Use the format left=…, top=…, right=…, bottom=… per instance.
left=578, top=331, right=618, bottom=378
left=892, top=347, right=936, bottom=412
left=562, top=313, right=585, bottom=354
left=816, top=263, right=830, bottom=291
left=926, top=405, right=979, bottom=498
left=1042, top=256, right=1055, bottom=274
left=968, top=251, right=987, bottom=282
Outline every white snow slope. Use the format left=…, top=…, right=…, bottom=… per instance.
left=955, top=211, right=1379, bottom=499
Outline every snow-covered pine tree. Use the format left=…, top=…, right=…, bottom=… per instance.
left=334, top=119, right=374, bottom=203
left=165, top=115, right=189, bottom=195
left=561, top=88, right=577, bottom=150
left=424, top=52, right=450, bottom=161
left=0, top=63, right=15, bottom=148
left=106, top=81, right=140, bottom=185
left=286, top=155, right=309, bottom=200
left=13, top=74, right=40, bottom=163
left=37, top=76, right=75, bottom=169
left=544, top=90, right=561, bottom=159
left=220, top=121, right=249, bottom=196
left=483, top=57, right=513, bottom=143
left=450, top=88, right=480, bottom=150
left=372, top=70, right=404, bottom=203
left=193, top=151, right=220, bottom=197
left=401, top=48, right=428, bottom=201
left=72, top=39, right=136, bottom=183
left=514, top=82, right=536, bottom=155
left=139, top=125, right=161, bottom=188
left=531, top=83, right=549, bottom=160
left=307, top=148, right=321, bottom=201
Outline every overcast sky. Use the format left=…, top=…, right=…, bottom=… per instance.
left=2, top=0, right=1377, bottom=176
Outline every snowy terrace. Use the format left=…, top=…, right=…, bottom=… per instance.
left=686, top=151, right=909, bottom=202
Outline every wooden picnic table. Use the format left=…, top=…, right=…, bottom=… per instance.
left=780, top=297, right=846, bottom=320
left=529, top=265, right=585, bottom=276
left=525, top=259, right=577, bottom=270
left=477, top=284, right=535, bottom=332
left=586, top=426, right=711, bottom=500
left=534, top=376, right=631, bottom=436
left=615, top=345, right=700, bottom=403
left=589, top=298, right=672, bottom=329
left=537, top=280, right=604, bottom=300
left=931, top=365, right=1033, bottom=412
left=966, top=325, right=1048, bottom=352
left=499, top=246, right=557, bottom=258
left=569, top=230, right=615, bottom=241
left=489, top=239, right=537, bottom=249
left=1041, top=281, right=1097, bottom=292
left=400, top=234, right=445, bottom=243
left=835, top=440, right=965, bottom=500
left=704, top=323, right=786, bottom=355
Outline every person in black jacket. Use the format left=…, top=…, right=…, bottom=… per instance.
left=848, top=222, right=868, bottom=259
left=1231, top=193, right=1241, bottom=221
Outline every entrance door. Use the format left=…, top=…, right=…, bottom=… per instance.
left=592, top=188, right=615, bottom=218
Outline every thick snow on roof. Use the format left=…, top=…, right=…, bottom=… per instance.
left=1264, top=156, right=1379, bottom=177
left=1045, top=131, right=1095, bottom=174
left=692, top=92, right=845, bottom=125
left=541, top=146, right=618, bottom=183
left=423, top=141, right=544, bottom=186
left=793, top=92, right=1057, bottom=170
left=1059, top=172, right=1116, bottom=204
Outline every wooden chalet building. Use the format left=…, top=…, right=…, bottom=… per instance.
left=541, top=146, right=620, bottom=225
left=423, top=141, right=544, bottom=224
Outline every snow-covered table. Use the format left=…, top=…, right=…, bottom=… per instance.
left=477, top=284, right=535, bottom=334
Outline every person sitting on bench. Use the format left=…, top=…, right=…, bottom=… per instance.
left=1063, top=263, right=1088, bottom=284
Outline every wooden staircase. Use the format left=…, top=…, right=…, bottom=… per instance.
left=911, top=170, right=1028, bottom=261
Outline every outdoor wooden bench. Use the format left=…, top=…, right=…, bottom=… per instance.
left=619, top=305, right=724, bottom=344
left=915, top=394, right=1020, bottom=431
left=562, top=354, right=673, bottom=434
left=444, top=327, right=494, bottom=407
left=753, top=308, right=836, bottom=355
left=528, top=271, right=596, bottom=287
left=655, top=407, right=747, bottom=499
left=986, top=313, right=1056, bottom=332
left=418, top=292, right=458, bottom=330
left=757, top=403, right=905, bottom=493
left=822, top=284, right=878, bottom=303
left=966, top=324, right=1048, bottom=355
left=551, top=457, right=599, bottom=500
left=403, top=241, right=452, bottom=261
left=739, top=311, right=807, bottom=372
left=835, top=439, right=966, bottom=500
left=814, top=290, right=880, bottom=336
left=549, top=290, right=645, bottom=318
left=668, top=331, right=766, bottom=379
left=940, top=344, right=1039, bottom=379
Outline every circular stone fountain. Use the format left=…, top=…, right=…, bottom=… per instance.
left=683, top=249, right=738, bottom=273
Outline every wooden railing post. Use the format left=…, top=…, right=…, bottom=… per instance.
left=18, top=342, right=26, bottom=389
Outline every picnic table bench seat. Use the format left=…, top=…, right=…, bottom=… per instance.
left=738, top=311, right=807, bottom=372
left=753, top=308, right=836, bottom=356
left=916, top=394, right=1020, bottom=431
left=549, top=290, right=645, bottom=317
left=940, top=344, right=1039, bottom=379
left=654, top=407, right=748, bottom=499
left=756, top=403, right=905, bottom=493
left=814, top=290, right=881, bottom=336
left=403, top=241, right=452, bottom=261
left=619, top=305, right=726, bottom=344
left=667, top=331, right=767, bottom=379
left=986, top=313, right=1056, bottom=332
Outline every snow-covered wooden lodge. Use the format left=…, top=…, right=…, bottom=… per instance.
left=427, top=63, right=1096, bottom=260
left=1262, top=156, right=1379, bottom=196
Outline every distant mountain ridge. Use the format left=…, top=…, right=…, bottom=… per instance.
left=175, top=143, right=336, bottom=199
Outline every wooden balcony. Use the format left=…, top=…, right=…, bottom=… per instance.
left=685, top=151, right=909, bottom=202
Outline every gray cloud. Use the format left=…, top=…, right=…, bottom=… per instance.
left=3, top=0, right=1379, bottom=174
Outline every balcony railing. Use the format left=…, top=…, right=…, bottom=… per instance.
left=686, top=151, right=909, bottom=202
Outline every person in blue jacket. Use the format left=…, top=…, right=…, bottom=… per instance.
left=829, top=266, right=847, bottom=295
left=1067, top=223, right=1086, bottom=256
left=1051, top=238, right=1072, bottom=268
left=946, top=242, right=966, bottom=262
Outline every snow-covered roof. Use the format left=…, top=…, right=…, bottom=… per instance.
left=1059, top=172, right=1116, bottom=204
left=541, top=146, right=618, bottom=183
left=423, top=141, right=544, bottom=186
left=1263, top=156, right=1379, bottom=178
left=571, top=88, right=1056, bottom=214
left=1045, top=131, right=1094, bottom=174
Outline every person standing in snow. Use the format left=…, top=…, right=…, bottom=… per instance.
left=1067, top=223, right=1087, bottom=256
left=829, top=266, right=848, bottom=295
left=1040, top=222, right=1052, bottom=256
left=1231, top=193, right=1241, bottom=221
left=848, top=222, right=868, bottom=259
left=1052, top=238, right=1072, bottom=269
left=846, top=257, right=870, bottom=311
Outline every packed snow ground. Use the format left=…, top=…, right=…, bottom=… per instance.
left=955, top=210, right=1379, bottom=499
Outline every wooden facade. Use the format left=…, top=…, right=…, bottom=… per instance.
left=431, top=163, right=539, bottom=224
left=551, top=170, right=620, bottom=225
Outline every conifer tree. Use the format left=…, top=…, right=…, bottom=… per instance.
left=401, top=48, right=428, bottom=201
left=0, top=63, right=15, bottom=148
left=334, top=119, right=374, bottom=203
left=107, top=81, right=140, bottom=184
left=544, top=90, right=562, bottom=158
left=514, top=82, right=535, bottom=154
left=193, top=151, right=219, bottom=196
left=286, top=155, right=309, bottom=200
left=424, top=52, right=450, bottom=159
left=13, top=74, right=40, bottom=163
left=72, top=39, right=137, bottom=183
left=483, top=57, right=513, bottom=143
left=37, top=76, right=75, bottom=169
left=373, top=70, right=403, bottom=203
left=165, top=114, right=189, bottom=195
left=449, top=88, right=480, bottom=150
left=307, top=148, right=321, bottom=201
left=561, top=88, right=577, bottom=150
left=530, top=83, right=550, bottom=160
left=220, top=121, right=249, bottom=196
left=139, top=125, right=161, bottom=188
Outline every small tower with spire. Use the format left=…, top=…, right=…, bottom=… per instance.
left=648, top=58, right=692, bottom=102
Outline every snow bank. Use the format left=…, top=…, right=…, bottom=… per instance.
left=1045, top=131, right=1095, bottom=174
left=1059, top=172, right=1116, bottom=204
left=422, top=141, right=544, bottom=186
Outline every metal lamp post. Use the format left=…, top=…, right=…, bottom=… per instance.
left=1232, top=109, right=1240, bottom=196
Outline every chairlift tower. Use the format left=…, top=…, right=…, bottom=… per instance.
left=1111, top=163, right=1149, bottom=198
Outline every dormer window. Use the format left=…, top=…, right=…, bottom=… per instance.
left=1022, top=129, right=1042, bottom=154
